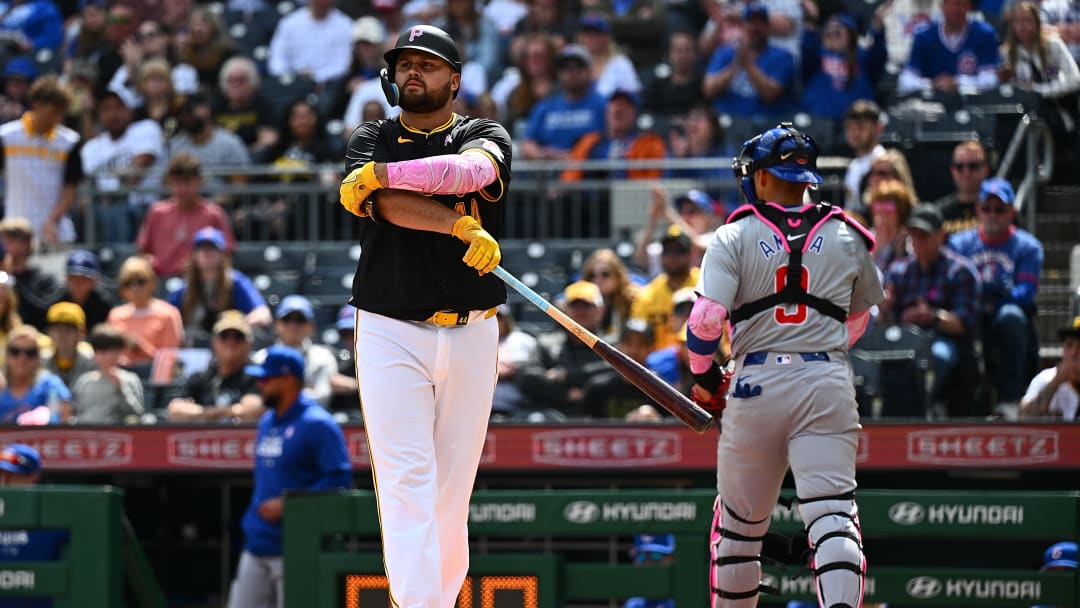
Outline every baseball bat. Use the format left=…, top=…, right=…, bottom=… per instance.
left=491, top=266, right=715, bottom=434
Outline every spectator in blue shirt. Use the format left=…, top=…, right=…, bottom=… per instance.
left=0, top=325, right=71, bottom=425
left=948, top=178, right=1044, bottom=418
left=624, top=534, right=675, bottom=608
left=800, top=13, right=887, bottom=119
left=898, top=0, right=1002, bottom=95
left=0, top=0, right=64, bottom=58
left=227, top=345, right=352, bottom=608
left=703, top=3, right=796, bottom=121
left=880, top=204, right=984, bottom=417
left=519, top=43, right=607, bottom=160
left=168, top=226, right=272, bottom=339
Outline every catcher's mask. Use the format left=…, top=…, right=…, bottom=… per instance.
left=731, top=123, right=822, bottom=204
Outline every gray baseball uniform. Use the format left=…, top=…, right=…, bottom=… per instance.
left=697, top=206, right=884, bottom=608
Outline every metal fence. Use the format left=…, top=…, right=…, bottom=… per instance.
left=75, top=157, right=850, bottom=246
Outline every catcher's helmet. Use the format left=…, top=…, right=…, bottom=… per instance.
left=732, top=123, right=821, bottom=204
left=380, top=25, right=463, bottom=106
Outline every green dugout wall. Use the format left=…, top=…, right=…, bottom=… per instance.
left=0, top=486, right=165, bottom=608
left=284, top=489, right=1080, bottom=607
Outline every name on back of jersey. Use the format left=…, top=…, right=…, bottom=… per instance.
left=758, top=233, right=824, bottom=260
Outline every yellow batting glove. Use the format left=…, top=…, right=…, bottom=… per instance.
left=339, top=161, right=383, bottom=216
left=451, top=215, right=501, bottom=275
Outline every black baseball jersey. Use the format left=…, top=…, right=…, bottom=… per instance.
left=344, top=114, right=512, bottom=321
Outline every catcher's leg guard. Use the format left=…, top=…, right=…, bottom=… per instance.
left=710, top=495, right=770, bottom=608
left=797, top=493, right=865, bottom=608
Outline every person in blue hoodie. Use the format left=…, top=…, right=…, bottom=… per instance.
left=227, top=345, right=352, bottom=608
left=800, top=12, right=887, bottom=120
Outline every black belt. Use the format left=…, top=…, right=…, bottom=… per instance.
left=743, top=352, right=830, bottom=366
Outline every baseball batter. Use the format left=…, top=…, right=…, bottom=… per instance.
left=338, top=25, right=512, bottom=608
left=685, top=124, right=884, bottom=608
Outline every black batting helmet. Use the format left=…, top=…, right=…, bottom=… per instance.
left=383, top=25, right=463, bottom=77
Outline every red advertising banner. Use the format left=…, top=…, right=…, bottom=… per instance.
left=0, top=424, right=1074, bottom=472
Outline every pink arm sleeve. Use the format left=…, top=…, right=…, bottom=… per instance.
left=847, top=309, right=870, bottom=347
left=386, top=150, right=497, bottom=195
left=687, top=297, right=728, bottom=374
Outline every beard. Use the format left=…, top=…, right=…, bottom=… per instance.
left=399, top=79, right=454, bottom=113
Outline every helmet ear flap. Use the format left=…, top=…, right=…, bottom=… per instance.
left=380, top=67, right=399, bottom=107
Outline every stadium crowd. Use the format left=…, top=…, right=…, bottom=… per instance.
left=0, top=0, right=1075, bottom=425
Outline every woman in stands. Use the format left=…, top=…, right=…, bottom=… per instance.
left=0, top=326, right=71, bottom=425
left=107, top=256, right=184, bottom=366
left=581, top=248, right=640, bottom=343
left=491, top=32, right=559, bottom=130
left=0, top=274, right=22, bottom=366
left=999, top=1, right=1080, bottom=136
left=866, top=179, right=916, bottom=274
left=665, top=103, right=735, bottom=207
left=177, top=7, right=236, bottom=91
left=860, top=147, right=919, bottom=221
left=800, top=12, right=887, bottom=119
left=133, top=58, right=186, bottom=140
left=576, top=13, right=642, bottom=97
left=168, top=227, right=272, bottom=343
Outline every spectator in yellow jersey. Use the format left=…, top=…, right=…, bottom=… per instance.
left=630, top=226, right=700, bottom=351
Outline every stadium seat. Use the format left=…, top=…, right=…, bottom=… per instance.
left=850, top=323, right=932, bottom=419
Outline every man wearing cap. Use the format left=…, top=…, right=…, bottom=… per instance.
left=0, top=75, right=82, bottom=247
left=227, top=345, right=351, bottom=608
left=253, top=295, right=337, bottom=408
left=0, top=443, right=69, bottom=608
left=842, top=99, right=885, bottom=209
left=636, top=187, right=720, bottom=278
left=520, top=43, right=607, bottom=160
left=337, top=24, right=513, bottom=608
left=1020, top=316, right=1080, bottom=420
left=53, top=249, right=115, bottom=331
left=881, top=203, right=983, bottom=416
left=168, top=310, right=264, bottom=422
left=137, top=153, right=237, bottom=277
left=631, top=226, right=700, bottom=351
left=80, top=89, right=167, bottom=242
left=898, top=0, right=1001, bottom=96
left=560, top=88, right=667, bottom=182
left=519, top=281, right=609, bottom=414
left=703, top=3, right=796, bottom=120
left=341, top=16, right=398, bottom=131
left=950, top=177, right=1044, bottom=416
left=0, top=218, right=60, bottom=331
left=42, top=302, right=96, bottom=390
left=168, top=96, right=252, bottom=192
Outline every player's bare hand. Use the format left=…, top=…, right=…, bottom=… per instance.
left=257, top=497, right=285, bottom=522
left=339, top=161, right=384, bottom=216
left=452, top=215, right=501, bottom=274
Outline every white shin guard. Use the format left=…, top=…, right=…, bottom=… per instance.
left=710, top=496, right=771, bottom=608
left=798, top=495, right=865, bottom=608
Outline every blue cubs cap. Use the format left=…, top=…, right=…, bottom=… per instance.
left=978, top=177, right=1016, bottom=207
left=66, top=249, right=101, bottom=279
left=742, top=3, right=769, bottom=21
left=608, top=88, right=640, bottom=110
left=0, top=444, right=42, bottom=476
left=1042, top=541, right=1078, bottom=571
left=276, top=295, right=315, bottom=321
left=336, top=304, right=357, bottom=331
left=245, top=344, right=305, bottom=379
left=673, top=189, right=715, bottom=215
left=192, top=226, right=227, bottom=250
left=631, top=534, right=675, bottom=556
left=830, top=12, right=858, bottom=33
